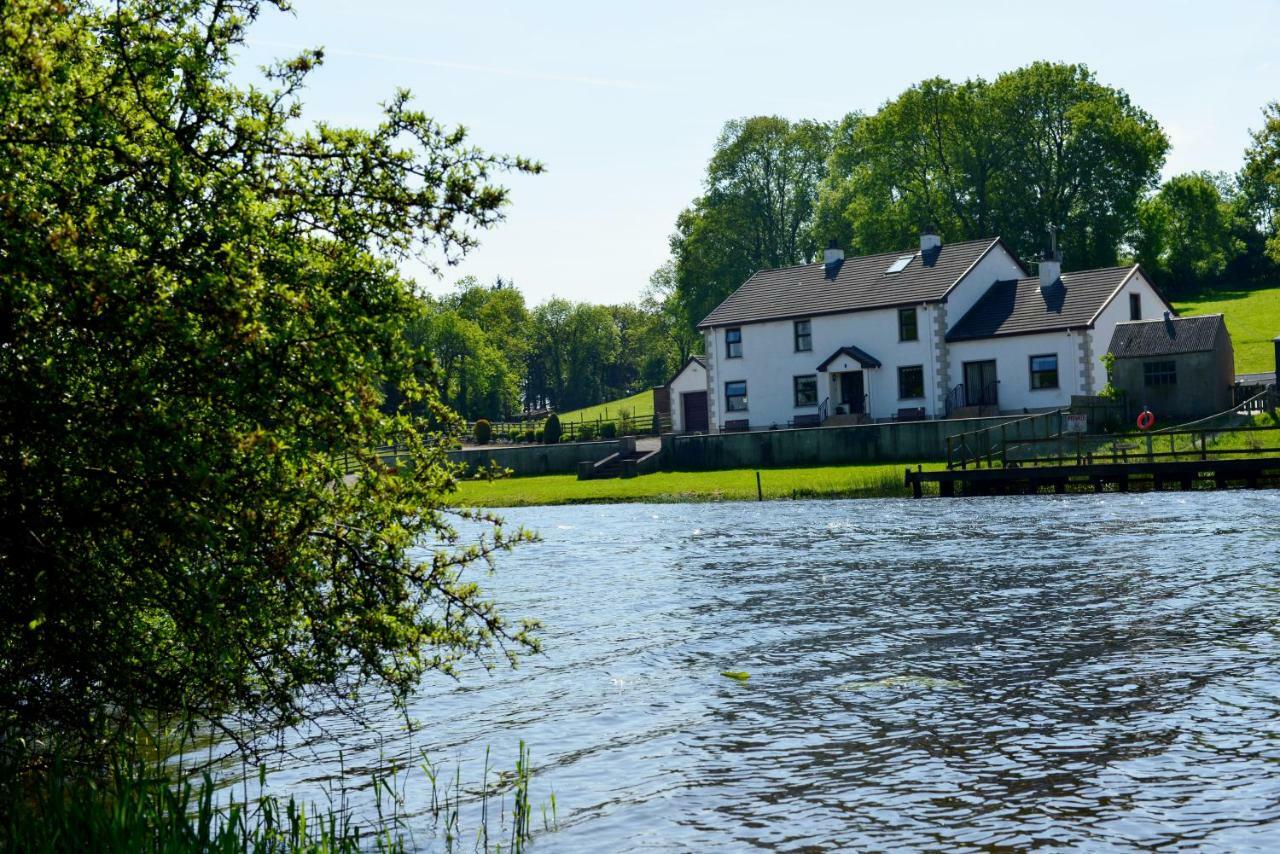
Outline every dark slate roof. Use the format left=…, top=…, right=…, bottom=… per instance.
left=1107, top=314, right=1226, bottom=358
left=816, top=345, right=882, bottom=371
left=698, top=238, right=1022, bottom=329
left=946, top=267, right=1136, bottom=342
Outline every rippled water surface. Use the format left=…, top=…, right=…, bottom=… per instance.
left=268, top=492, right=1280, bottom=850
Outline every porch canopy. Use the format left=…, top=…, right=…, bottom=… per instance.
left=816, top=345, right=881, bottom=372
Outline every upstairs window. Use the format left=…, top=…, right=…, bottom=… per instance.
left=1130, top=293, right=1141, bottom=321
left=725, top=328, right=743, bottom=359
left=794, top=319, right=812, bottom=352
left=1144, top=360, right=1177, bottom=386
left=1030, top=354, right=1059, bottom=389
left=898, top=365, right=925, bottom=399
left=793, top=375, right=818, bottom=407
left=725, top=380, right=748, bottom=411
left=898, top=307, right=918, bottom=342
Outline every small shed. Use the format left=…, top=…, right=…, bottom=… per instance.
left=666, top=355, right=709, bottom=433
left=1107, top=314, right=1234, bottom=422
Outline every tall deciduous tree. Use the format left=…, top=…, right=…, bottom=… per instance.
left=1241, top=101, right=1280, bottom=265
left=670, top=116, right=834, bottom=330
left=818, top=62, right=1168, bottom=269
left=0, top=0, right=541, bottom=754
left=1134, top=173, right=1245, bottom=291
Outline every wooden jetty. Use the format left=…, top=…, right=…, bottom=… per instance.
left=905, top=412, right=1280, bottom=498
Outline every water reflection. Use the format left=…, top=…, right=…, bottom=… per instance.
left=251, top=493, right=1280, bottom=850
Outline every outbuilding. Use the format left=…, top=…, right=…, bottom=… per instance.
left=663, top=355, right=709, bottom=433
left=1106, top=314, right=1234, bottom=422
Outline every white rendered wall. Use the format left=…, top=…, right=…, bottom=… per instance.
left=1086, top=268, right=1170, bottom=393
left=668, top=361, right=708, bottom=433
left=704, top=304, right=941, bottom=429
left=948, top=331, right=1083, bottom=412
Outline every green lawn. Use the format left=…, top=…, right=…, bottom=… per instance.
left=1174, top=284, right=1280, bottom=374
left=450, top=462, right=943, bottom=507
left=556, top=388, right=654, bottom=424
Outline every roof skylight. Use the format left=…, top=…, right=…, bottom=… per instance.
left=885, top=254, right=915, bottom=274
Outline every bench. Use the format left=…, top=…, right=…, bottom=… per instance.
left=723, top=419, right=750, bottom=433
left=894, top=407, right=927, bottom=422
left=789, top=414, right=822, bottom=428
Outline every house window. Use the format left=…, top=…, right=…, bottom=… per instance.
left=898, top=307, right=918, bottom=342
left=794, top=319, right=812, bottom=352
left=1144, top=360, right=1177, bottom=386
left=725, top=328, right=742, bottom=359
left=1129, top=293, right=1141, bottom=321
left=898, top=365, right=925, bottom=399
left=1029, top=354, right=1059, bottom=389
left=725, top=380, right=748, bottom=411
left=793, top=374, right=818, bottom=407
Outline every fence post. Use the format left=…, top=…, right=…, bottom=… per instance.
left=1200, top=432, right=1207, bottom=461
left=946, top=435, right=952, bottom=470
left=1000, top=424, right=1007, bottom=468
left=1146, top=434, right=1153, bottom=463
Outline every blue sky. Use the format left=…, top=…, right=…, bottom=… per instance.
left=239, top=1, right=1280, bottom=304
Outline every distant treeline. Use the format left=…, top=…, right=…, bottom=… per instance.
left=388, top=276, right=699, bottom=421
left=405, top=62, right=1280, bottom=420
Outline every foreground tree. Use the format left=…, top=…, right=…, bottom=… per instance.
left=0, top=0, right=540, bottom=756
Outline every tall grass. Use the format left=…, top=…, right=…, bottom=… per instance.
left=1, top=734, right=553, bottom=853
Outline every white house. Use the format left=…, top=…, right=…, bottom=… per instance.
left=692, top=229, right=1172, bottom=432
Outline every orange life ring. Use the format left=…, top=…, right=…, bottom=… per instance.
left=1136, top=410, right=1155, bottom=430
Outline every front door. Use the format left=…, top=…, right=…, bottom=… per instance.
left=839, top=371, right=865, bottom=414
left=681, top=391, right=708, bottom=433
left=963, top=360, right=998, bottom=406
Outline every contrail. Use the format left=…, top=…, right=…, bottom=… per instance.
left=249, top=39, right=648, bottom=91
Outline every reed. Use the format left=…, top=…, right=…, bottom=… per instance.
left=0, top=734, right=552, bottom=853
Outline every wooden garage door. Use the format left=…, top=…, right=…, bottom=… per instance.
left=682, top=391, right=708, bottom=433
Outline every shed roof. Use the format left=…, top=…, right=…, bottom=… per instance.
left=946, top=267, right=1137, bottom=342
left=1107, top=314, right=1227, bottom=358
left=698, top=237, right=1022, bottom=329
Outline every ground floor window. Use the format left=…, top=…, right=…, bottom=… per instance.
left=725, top=380, right=748, bottom=411
left=1144, top=360, right=1177, bottom=386
left=1029, top=354, right=1059, bottom=389
left=897, top=365, right=924, bottom=399
left=793, top=374, right=818, bottom=407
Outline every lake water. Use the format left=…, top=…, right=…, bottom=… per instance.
left=257, top=492, right=1280, bottom=850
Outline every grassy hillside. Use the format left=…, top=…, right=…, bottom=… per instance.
left=556, top=388, right=654, bottom=424
left=451, top=462, right=943, bottom=506
left=1174, top=284, right=1280, bottom=374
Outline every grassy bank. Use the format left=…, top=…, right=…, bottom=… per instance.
left=1173, top=283, right=1280, bottom=374
left=557, top=389, right=654, bottom=424
left=451, top=462, right=943, bottom=507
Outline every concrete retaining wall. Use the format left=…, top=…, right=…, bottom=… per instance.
left=448, top=440, right=620, bottom=477
left=665, top=415, right=1056, bottom=470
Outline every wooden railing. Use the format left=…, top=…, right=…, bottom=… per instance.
left=946, top=409, right=1065, bottom=470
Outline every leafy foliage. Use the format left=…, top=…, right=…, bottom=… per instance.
left=817, top=63, right=1168, bottom=268
left=1134, top=173, right=1246, bottom=291
left=669, top=116, right=835, bottom=331
left=543, top=413, right=562, bottom=445
left=0, top=0, right=541, bottom=756
left=1241, top=101, right=1280, bottom=265
left=474, top=419, right=493, bottom=445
